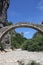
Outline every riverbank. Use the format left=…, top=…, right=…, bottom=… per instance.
left=0, top=49, right=43, bottom=65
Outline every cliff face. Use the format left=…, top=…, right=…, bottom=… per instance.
left=0, top=0, right=9, bottom=25
left=0, top=0, right=3, bottom=15
left=0, top=0, right=11, bottom=49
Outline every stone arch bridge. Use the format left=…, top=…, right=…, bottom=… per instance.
left=0, top=22, right=43, bottom=41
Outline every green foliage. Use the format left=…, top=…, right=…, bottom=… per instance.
left=7, top=21, right=13, bottom=26
left=1, top=20, right=43, bottom=51
left=11, top=31, right=43, bottom=51
left=21, top=32, right=43, bottom=51
left=11, top=32, right=27, bottom=49
left=27, top=61, right=41, bottom=65
left=0, top=42, right=4, bottom=51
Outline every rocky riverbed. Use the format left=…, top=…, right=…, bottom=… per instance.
left=0, top=49, right=43, bottom=65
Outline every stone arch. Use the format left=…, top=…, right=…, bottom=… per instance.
left=0, top=23, right=43, bottom=41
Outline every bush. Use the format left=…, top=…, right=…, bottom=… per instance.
left=0, top=42, right=4, bottom=51
left=21, top=32, right=43, bottom=51
left=17, top=60, right=41, bottom=65
left=21, top=39, right=43, bottom=51
left=11, top=32, right=26, bottom=49
left=27, top=61, right=41, bottom=65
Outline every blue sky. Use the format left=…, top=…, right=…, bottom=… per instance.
left=7, top=0, right=43, bottom=39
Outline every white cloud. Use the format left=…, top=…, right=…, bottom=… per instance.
left=36, top=0, right=43, bottom=10
left=24, top=31, right=30, bottom=35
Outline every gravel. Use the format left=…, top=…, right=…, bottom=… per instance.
left=0, top=49, right=43, bottom=65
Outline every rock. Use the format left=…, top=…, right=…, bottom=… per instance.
left=0, top=0, right=11, bottom=49
left=0, top=49, right=43, bottom=65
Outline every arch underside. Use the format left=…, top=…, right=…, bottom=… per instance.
left=0, top=23, right=43, bottom=41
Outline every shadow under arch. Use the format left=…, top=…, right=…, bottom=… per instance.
left=0, top=23, right=43, bottom=41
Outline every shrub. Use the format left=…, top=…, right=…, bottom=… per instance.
left=0, top=42, right=4, bottom=51
left=17, top=60, right=41, bottom=65
left=27, top=61, right=41, bottom=65
left=21, top=39, right=43, bottom=51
